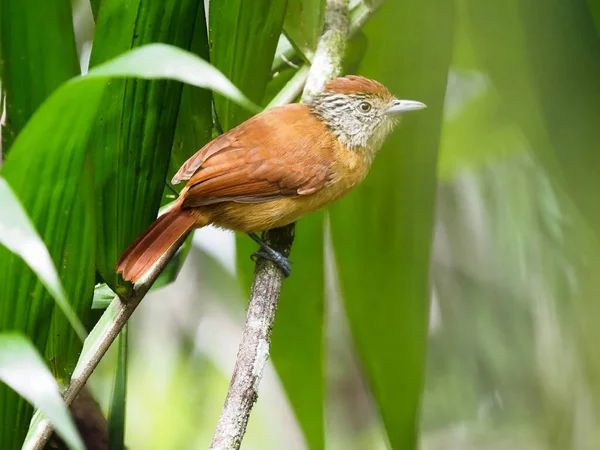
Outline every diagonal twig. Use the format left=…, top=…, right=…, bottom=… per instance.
left=24, top=233, right=190, bottom=449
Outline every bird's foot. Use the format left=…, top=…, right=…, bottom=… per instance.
left=250, top=250, right=293, bottom=277
left=248, top=232, right=293, bottom=277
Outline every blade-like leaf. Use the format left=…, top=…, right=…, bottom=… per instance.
left=0, top=177, right=86, bottom=340
left=166, top=1, right=213, bottom=198
left=87, top=45, right=257, bottom=113
left=87, top=0, right=250, bottom=292
left=209, top=0, right=288, bottom=130
left=236, top=214, right=325, bottom=450
left=283, top=0, right=326, bottom=60
left=0, top=79, right=103, bottom=450
left=0, top=333, right=83, bottom=450
left=329, top=0, right=455, bottom=447
left=463, top=1, right=600, bottom=438
left=517, top=0, right=600, bottom=229
left=0, top=0, right=79, bottom=150
left=0, top=41, right=259, bottom=449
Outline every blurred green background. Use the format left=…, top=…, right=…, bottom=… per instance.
left=2, top=0, right=600, bottom=448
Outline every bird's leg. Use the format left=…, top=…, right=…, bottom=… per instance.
left=248, top=232, right=293, bottom=277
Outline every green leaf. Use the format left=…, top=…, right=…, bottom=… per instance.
left=0, top=0, right=79, bottom=150
left=0, top=177, right=86, bottom=340
left=236, top=215, right=325, bottom=450
left=460, top=0, right=560, bottom=178
left=166, top=1, right=213, bottom=198
left=0, top=79, right=103, bottom=449
left=517, top=0, right=600, bottom=230
left=0, top=41, right=260, bottom=449
left=463, top=0, right=600, bottom=227
left=209, top=0, right=288, bottom=130
left=272, top=215, right=325, bottom=450
left=283, top=0, right=326, bottom=60
left=88, top=0, right=255, bottom=293
left=329, top=0, right=455, bottom=447
left=0, top=333, right=83, bottom=450
left=87, top=45, right=257, bottom=114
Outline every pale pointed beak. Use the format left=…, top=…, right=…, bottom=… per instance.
left=385, top=99, right=427, bottom=116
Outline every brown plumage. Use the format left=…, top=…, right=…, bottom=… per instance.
left=116, top=76, right=426, bottom=282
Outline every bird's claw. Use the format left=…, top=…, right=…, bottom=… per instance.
left=250, top=250, right=293, bottom=277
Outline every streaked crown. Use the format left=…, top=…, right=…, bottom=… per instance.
left=309, top=75, right=424, bottom=157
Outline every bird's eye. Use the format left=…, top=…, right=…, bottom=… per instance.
left=358, top=101, right=372, bottom=113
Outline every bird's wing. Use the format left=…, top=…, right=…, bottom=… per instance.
left=173, top=104, right=336, bottom=207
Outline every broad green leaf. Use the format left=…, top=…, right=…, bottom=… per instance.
left=0, top=0, right=79, bottom=150
left=461, top=0, right=559, bottom=178
left=0, top=79, right=103, bottom=450
left=209, top=0, right=288, bottom=130
left=517, top=0, right=600, bottom=229
left=271, top=215, right=325, bottom=450
left=0, top=177, right=86, bottom=340
left=330, top=0, right=455, bottom=448
left=0, top=333, right=83, bottom=450
left=87, top=45, right=256, bottom=113
left=108, top=326, right=128, bottom=450
left=166, top=2, right=213, bottom=198
left=464, top=0, right=600, bottom=437
left=236, top=214, right=325, bottom=450
left=0, top=41, right=259, bottom=449
left=87, top=0, right=239, bottom=292
left=283, top=0, right=326, bottom=60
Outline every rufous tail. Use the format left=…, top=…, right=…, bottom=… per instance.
left=116, top=207, right=196, bottom=283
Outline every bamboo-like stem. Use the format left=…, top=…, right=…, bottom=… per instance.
left=209, top=0, right=350, bottom=449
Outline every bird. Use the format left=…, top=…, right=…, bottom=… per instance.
left=116, top=75, right=426, bottom=283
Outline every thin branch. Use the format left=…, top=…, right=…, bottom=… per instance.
left=209, top=0, right=350, bottom=449
left=24, top=233, right=190, bottom=449
left=209, top=227, right=294, bottom=450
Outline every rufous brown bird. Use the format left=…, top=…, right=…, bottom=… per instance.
left=116, top=75, right=425, bottom=282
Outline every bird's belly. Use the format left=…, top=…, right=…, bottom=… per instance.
left=202, top=154, right=370, bottom=232
left=205, top=186, right=350, bottom=233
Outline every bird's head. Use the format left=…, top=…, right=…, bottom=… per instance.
left=309, top=75, right=426, bottom=157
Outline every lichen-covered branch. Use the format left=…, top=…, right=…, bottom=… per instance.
left=301, top=0, right=350, bottom=103
left=209, top=227, right=294, bottom=450
left=209, top=0, right=351, bottom=449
